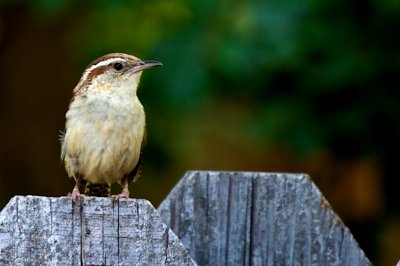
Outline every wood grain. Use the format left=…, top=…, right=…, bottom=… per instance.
left=0, top=196, right=196, bottom=265
left=158, top=171, right=371, bottom=266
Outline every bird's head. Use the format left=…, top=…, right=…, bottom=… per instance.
left=73, top=53, right=162, bottom=96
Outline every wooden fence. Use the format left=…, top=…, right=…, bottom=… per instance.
left=0, top=171, right=371, bottom=265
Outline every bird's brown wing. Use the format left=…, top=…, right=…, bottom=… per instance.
left=126, top=151, right=143, bottom=184
left=126, top=128, right=147, bottom=184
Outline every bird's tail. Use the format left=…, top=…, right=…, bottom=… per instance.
left=84, top=182, right=111, bottom=197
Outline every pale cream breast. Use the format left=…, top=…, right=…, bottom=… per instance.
left=62, top=91, right=145, bottom=184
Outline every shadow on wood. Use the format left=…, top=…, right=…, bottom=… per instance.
left=0, top=196, right=196, bottom=265
left=157, top=171, right=371, bottom=266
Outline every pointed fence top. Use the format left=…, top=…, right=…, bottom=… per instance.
left=0, top=196, right=196, bottom=265
left=158, top=171, right=371, bottom=266
left=0, top=171, right=371, bottom=265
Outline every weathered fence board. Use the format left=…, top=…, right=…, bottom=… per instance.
left=0, top=196, right=196, bottom=265
left=157, top=171, right=371, bottom=266
left=0, top=171, right=372, bottom=265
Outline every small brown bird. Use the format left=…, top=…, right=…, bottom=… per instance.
left=60, top=53, right=162, bottom=200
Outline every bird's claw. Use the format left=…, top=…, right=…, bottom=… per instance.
left=111, top=188, right=129, bottom=201
left=68, top=187, right=82, bottom=202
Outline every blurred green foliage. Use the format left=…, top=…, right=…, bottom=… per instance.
left=1, top=0, right=400, bottom=264
left=34, top=0, right=399, bottom=156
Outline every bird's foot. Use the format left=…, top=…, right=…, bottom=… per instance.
left=111, top=188, right=130, bottom=201
left=68, top=187, right=82, bottom=202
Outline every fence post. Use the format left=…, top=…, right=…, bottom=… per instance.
left=0, top=171, right=372, bottom=265
left=158, top=171, right=371, bottom=266
left=0, top=196, right=196, bottom=265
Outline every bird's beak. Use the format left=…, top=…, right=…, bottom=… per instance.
left=129, top=60, right=163, bottom=74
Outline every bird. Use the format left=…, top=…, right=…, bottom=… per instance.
left=60, top=53, right=162, bottom=201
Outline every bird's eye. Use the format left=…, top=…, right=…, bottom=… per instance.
left=113, top=63, right=123, bottom=71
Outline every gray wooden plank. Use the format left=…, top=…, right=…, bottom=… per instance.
left=158, top=171, right=371, bottom=266
left=0, top=196, right=196, bottom=266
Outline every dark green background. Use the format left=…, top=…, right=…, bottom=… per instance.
left=0, top=1, right=399, bottom=264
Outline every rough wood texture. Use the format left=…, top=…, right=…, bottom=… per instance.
left=0, top=196, right=196, bottom=266
left=158, top=171, right=371, bottom=266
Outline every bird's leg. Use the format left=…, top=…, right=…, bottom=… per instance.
left=111, top=176, right=130, bottom=200
left=68, top=175, right=82, bottom=202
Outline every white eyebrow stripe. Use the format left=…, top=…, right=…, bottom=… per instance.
left=80, top=57, right=127, bottom=82
left=90, top=57, right=126, bottom=69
